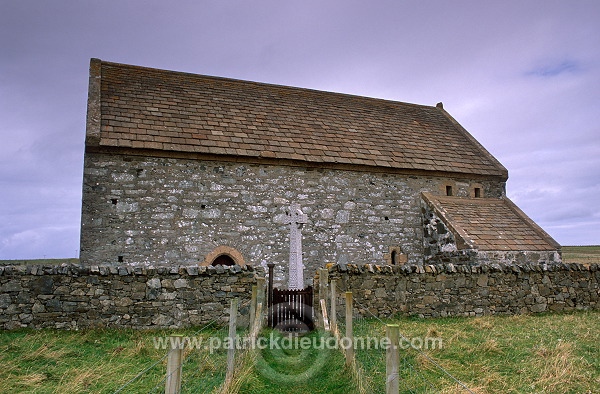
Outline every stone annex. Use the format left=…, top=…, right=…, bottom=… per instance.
left=80, top=59, right=561, bottom=287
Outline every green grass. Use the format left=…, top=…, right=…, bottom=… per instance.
left=234, top=329, right=357, bottom=393
left=352, top=311, right=600, bottom=393
left=562, top=245, right=600, bottom=264
left=0, top=327, right=231, bottom=393
left=1, top=312, right=598, bottom=393
left=0, top=258, right=79, bottom=266
left=0, top=326, right=353, bottom=394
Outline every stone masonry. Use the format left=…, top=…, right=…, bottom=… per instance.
left=81, top=152, right=503, bottom=286
left=80, top=59, right=561, bottom=287
left=3, top=261, right=598, bottom=330
left=0, top=263, right=256, bottom=330
left=320, top=262, right=600, bottom=318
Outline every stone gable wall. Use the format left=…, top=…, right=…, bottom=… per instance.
left=80, top=152, right=504, bottom=286
left=320, top=262, right=600, bottom=318
left=422, top=201, right=475, bottom=264
left=0, top=264, right=256, bottom=330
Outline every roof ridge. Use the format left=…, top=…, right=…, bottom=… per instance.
left=92, top=58, right=508, bottom=178
left=436, top=107, right=509, bottom=179
left=97, top=58, right=436, bottom=111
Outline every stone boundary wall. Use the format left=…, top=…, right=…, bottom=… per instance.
left=0, top=264, right=257, bottom=330
left=3, top=261, right=599, bottom=330
left=321, top=262, right=600, bottom=318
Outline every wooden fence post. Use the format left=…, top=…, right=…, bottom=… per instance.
left=345, top=291, right=354, bottom=366
left=386, top=324, right=400, bottom=394
left=320, top=298, right=330, bottom=331
left=249, top=285, right=257, bottom=331
left=330, top=279, right=337, bottom=336
left=319, top=268, right=329, bottom=300
left=225, top=298, right=239, bottom=384
left=256, top=277, right=266, bottom=329
left=319, top=268, right=329, bottom=329
left=165, top=334, right=184, bottom=394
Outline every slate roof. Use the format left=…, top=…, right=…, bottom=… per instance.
left=423, top=193, right=560, bottom=251
left=86, top=59, right=507, bottom=178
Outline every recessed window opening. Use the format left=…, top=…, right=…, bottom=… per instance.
left=474, top=188, right=481, bottom=198
left=211, top=254, right=236, bottom=266
left=384, top=216, right=389, bottom=221
left=446, top=186, right=453, bottom=196
left=201, top=204, right=206, bottom=209
left=111, top=199, right=118, bottom=205
left=117, top=255, right=124, bottom=263
left=391, top=250, right=397, bottom=265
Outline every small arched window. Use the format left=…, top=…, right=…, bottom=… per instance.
left=211, top=254, right=236, bottom=266
left=202, top=246, right=246, bottom=267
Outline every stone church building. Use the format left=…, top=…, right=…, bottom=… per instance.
left=80, top=59, right=560, bottom=286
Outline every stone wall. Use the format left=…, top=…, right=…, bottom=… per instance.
left=3, top=261, right=598, bottom=330
left=81, top=152, right=504, bottom=287
left=321, top=262, right=600, bottom=318
left=0, top=264, right=257, bottom=330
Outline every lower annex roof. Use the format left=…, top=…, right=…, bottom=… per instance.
left=423, top=193, right=560, bottom=252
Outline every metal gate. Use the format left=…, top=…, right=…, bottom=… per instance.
left=266, top=263, right=314, bottom=332
left=268, top=286, right=314, bottom=332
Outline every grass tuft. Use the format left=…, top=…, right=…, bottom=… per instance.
left=0, top=311, right=598, bottom=393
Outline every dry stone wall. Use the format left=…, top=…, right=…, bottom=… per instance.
left=322, top=262, right=600, bottom=318
left=0, top=264, right=256, bottom=330
left=2, top=261, right=598, bottom=330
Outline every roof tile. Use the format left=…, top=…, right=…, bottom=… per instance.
left=94, top=60, right=507, bottom=177
left=424, top=194, right=559, bottom=251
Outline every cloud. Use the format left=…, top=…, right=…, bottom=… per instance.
left=1, top=0, right=599, bottom=258
left=526, top=60, right=580, bottom=78
left=0, top=226, right=80, bottom=260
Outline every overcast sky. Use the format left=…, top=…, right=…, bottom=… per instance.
left=1, top=0, right=598, bottom=259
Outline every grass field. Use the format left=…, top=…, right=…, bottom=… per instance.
left=0, top=326, right=233, bottom=393
left=234, top=329, right=356, bottom=393
left=561, top=245, right=600, bottom=263
left=0, top=258, right=79, bottom=266
left=351, top=311, right=600, bottom=393
left=0, top=311, right=598, bottom=393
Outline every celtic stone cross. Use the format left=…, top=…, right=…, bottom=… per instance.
left=284, top=203, right=307, bottom=290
